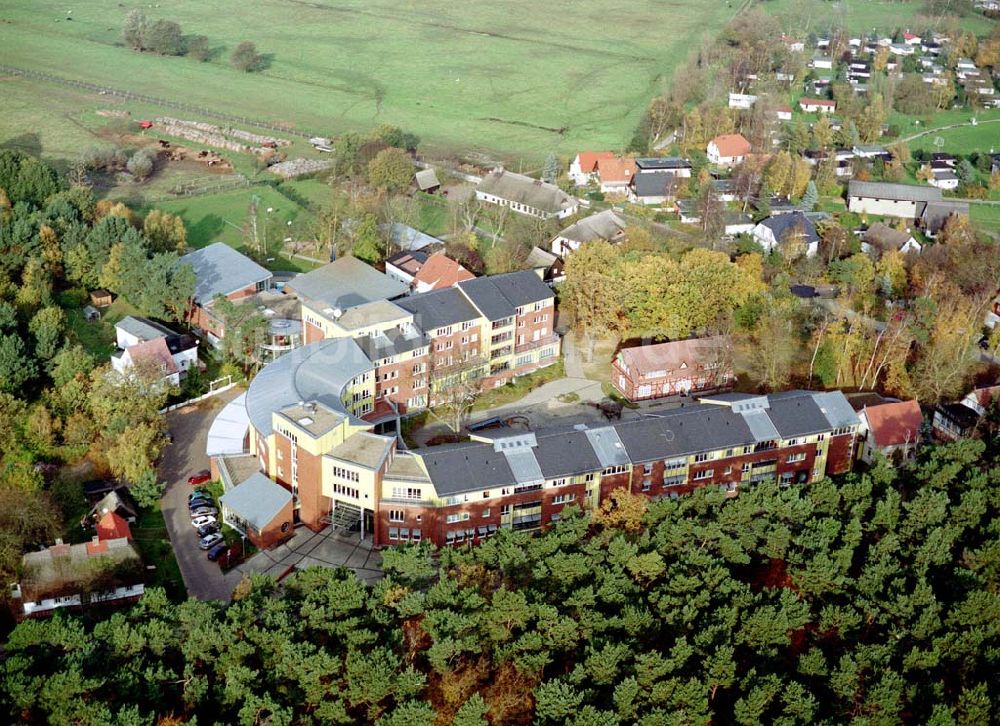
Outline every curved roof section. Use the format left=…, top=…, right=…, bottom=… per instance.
left=245, top=338, right=374, bottom=436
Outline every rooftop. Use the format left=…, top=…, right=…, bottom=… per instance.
left=334, top=299, right=411, bottom=332
left=180, top=242, right=272, bottom=305
left=20, top=538, right=141, bottom=603
left=397, top=286, right=481, bottom=331
left=116, top=316, right=175, bottom=342
left=478, top=169, right=577, bottom=214
left=617, top=336, right=730, bottom=376
left=412, top=253, right=475, bottom=291
left=220, top=473, right=292, bottom=532
left=634, top=157, right=692, bottom=171
left=276, top=400, right=346, bottom=438
left=555, top=209, right=627, bottom=244
left=849, top=180, right=943, bottom=203
left=386, top=250, right=429, bottom=276
left=385, top=223, right=443, bottom=252
left=457, top=270, right=554, bottom=321
left=287, top=256, right=409, bottom=312
left=326, top=431, right=395, bottom=470
left=863, top=400, right=923, bottom=448
left=709, top=133, right=751, bottom=158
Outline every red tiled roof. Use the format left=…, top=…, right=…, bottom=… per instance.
left=85, top=539, right=109, bottom=555
left=97, top=511, right=133, bottom=542
left=127, top=337, right=178, bottom=375
left=864, top=400, right=923, bottom=448
left=596, top=157, right=637, bottom=184
left=412, top=253, right=475, bottom=291
left=800, top=98, right=836, bottom=107
left=576, top=151, right=615, bottom=173
left=709, top=134, right=751, bottom=159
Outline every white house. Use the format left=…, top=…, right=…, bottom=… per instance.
left=858, top=400, right=923, bottom=464
left=776, top=106, right=793, bottom=121
left=752, top=212, right=820, bottom=257
left=476, top=168, right=579, bottom=219
left=812, top=55, right=834, bottom=70
left=928, top=170, right=959, bottom=190
left=550, top=210, right=626, bottom=256
left=847, top=180, right=943, bottom=219
left=728, top=93, right=758, bottom=109
left=569, top=151, right=614, bottom=186
left=799, top=98, right=836, bottom=114
left=706, top=133, right=751, bottom=167
left=111, top=316, right=198, bottom=385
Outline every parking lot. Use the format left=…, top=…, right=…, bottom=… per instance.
left=160, top=387, right=247, bottom=601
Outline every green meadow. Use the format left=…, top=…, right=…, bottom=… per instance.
left=0, top=0, right=745, bottom=158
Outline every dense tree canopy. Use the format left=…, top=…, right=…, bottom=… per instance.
left=4, top=441, right=998, bottom=724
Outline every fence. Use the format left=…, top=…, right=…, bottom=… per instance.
left=159, top=379, right=237, bottom=414
left=0, top=64, right=318, bottom=139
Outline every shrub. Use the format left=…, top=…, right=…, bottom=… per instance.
left=231, top=41, right=263, bottom=72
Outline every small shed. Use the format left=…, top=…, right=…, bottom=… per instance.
left=90, top=289, right=114, bottom=307
left=414, top=168, right=441, bottom=193
left=82, top=305, right=101, bottom=321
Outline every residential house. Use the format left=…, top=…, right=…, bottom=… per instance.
left=595, top=157, right=637, bottom=195
left=569, top=151, right=615, bottom=186
left=858, top=400, right=923, bottom=464
left=675, top=199, right=700, bottom=225
left=724, top=212, right=755, bottom=237
left=729, top=92, right=758, bottom=109
left=928, top=168, right=959, bottom=190
left=782, top=35, right=805, bottom=52
left=847, top=180, right=943, bottom=219
left=920, top=200, right=969, bottom=237
left=86, top=488, right=139, bottom=526
left=752, top=212, right=820, bottom=257
left=10, top=537, right=144, bottom=620
left=903, top=32, right=922, bottom=45
left=628, top=157, right=692, bottom=204
left=412, top=253, right=475, bottom=293
left=776, top=106, right=793, bottom=121
left=111, top=316, right=198, bottom=384
left=96, top=512, right=132, bottom=542
left=863, top=223, right=922, bottom=255
left=180, top=243, right=273, bottom=346
left=890, top=43, right=915, bottom=56
left=799, top=98, right=837, bottom=114
left=932, top=385, right=1000, bottom=440
left=612, top=336, right=734, bottom=401
left=550, top=210, right=627, bottom=256
left=707, top=134, right=751, bottom=167
left=385, top=250, right=429, bottom=287
left=477, top=168, right=579, bottom=219
left=525, top=246, right=564, bottom=284
left=224, top=375, right=859, bottom=547
left=853, top=145, right=890, bottom=160
left=812, top=54, right=834, bottom=70
left=385, top=223, right=444, bottom=253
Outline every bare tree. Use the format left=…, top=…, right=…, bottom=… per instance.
left=427, top=349, right=489, bottom=434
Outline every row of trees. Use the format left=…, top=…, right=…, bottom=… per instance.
left=3, top=439, right=998, bottom=724
left=122, top=11, right=263, bottom=71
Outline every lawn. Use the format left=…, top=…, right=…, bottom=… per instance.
left=0, top=0, right=745, bottom=158
left=970, top=203, right=1000, bottom=231
left=61, top=292, right=143, bottom=358
left=759, top=0, right=993, bottom=35
left=906, top=118, right=1000, bottom=156
left=131, top=504, right=186, bottom=601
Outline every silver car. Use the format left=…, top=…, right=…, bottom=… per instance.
left=199, top=532, right=224, bottom=550
left=190, top=506, right=218, bottom=518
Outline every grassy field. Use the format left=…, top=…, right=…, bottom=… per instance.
left=906, top=118, right=1000, bottom=156
left=0, top=0, right=749, bottom=157
left=760, top=0, right=993, bottom=34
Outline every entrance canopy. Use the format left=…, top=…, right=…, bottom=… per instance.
left=206, top=393, right=250, bottom=457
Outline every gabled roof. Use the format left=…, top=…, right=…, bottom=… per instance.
left=617, top=336, right=729, bottom=376
left=800, top=97, right=836, bottom=106
left=865, top=222, right=916, bottom=251
left=849, top=180, right=942, bottom=203
left=555, top=210, right=627, bottom=243
left=116, top=316, right=174, bottom=342
left=921, top=201, right=969, bottom=233
left=414, top=168, right=440, bottom=191
left=756, top=212, right=820, bottom=245
left=634, top=157, right=692, bottom=171
left=287, top=256, right=409, bottom=312
left=412, top=253, right=475, bottom=291
left=126, top=337, right=179, bottom=375
left=708, top=133, right=751, bottom=158
left=179, top=243, right=272, bottom=305
left=863, top=400, right=923, bottom=448
left=220, top=473, right=292, bottom=532
left=632, top=172, right=681, bottom=198
left=457, top=270, right=553, bottom=321
left=96, top=511, right=132, bottom=541
left=596, top=157, right=636, bottom=184
left=397, top=287, right=481, bottom=331
left=385, top=223, right=443, bottom=252
left=478, top=169, right=577, bottom=214
left=575, top=151, right=615, bottom=173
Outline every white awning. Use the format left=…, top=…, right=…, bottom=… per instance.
left=206, top=393, right=250, bottom=457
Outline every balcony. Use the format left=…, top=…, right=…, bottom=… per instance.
left=490, top=345, right=513, bottom=360
left=491, top=317, right=514, bottom=330
left=514, top=334, right=560, bottom=353
left=491, top=332, right=513, bottom=345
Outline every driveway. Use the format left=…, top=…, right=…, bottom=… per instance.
left=234, top=528, right=382, bottom=585
left=160, top=386, right=247, bottom=601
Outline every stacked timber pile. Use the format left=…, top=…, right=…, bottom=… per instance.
left=226, top=128, right=291, bottom=147
left=268, top=158, right=335, bottom=178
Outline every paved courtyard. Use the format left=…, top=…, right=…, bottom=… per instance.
left=234, top=528, right=382, bottom=585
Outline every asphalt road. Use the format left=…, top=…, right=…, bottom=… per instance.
left=160, top=387, right=246, bottom=601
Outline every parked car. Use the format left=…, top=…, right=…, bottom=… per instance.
left=196, top=523, right=220, bottom=538
left=207, top=543, right=228, bottom=561
left=188, top=488, right=210, bottom=501
left=190, top=506, right=218, bottom=518
left=191, top=515, right=217, bottom=529
left=188, top=496, right=213, bottom=510
left=187, top=470, right=211, bottom=486
left=199, top=532, right=224, bottom=550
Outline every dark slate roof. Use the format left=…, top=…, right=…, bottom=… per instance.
left=356, top=329, right=430, bottom=361
left=419, top=442, right=517, bottom=495
left=635, top=157, right=691, bottom=171
left=921, top=201, right=969, bottom=233
left=457, top=270, right=552, bottom=321
left=632, top=172, right=678, bottom=198
left=758, top=212, right=820, bottom=244
left=848, top=180, right=942, bottom=203
left=397, top=287, right=480, bottom=330
left=766, top=394, right=835, bottom=437
left=532, top=430, right=604, bottom=478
